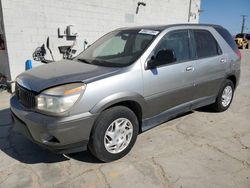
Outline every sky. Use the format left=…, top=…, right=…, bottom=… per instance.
left=199, top=0, right=250, bottom=35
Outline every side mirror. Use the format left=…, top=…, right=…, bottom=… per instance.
left=155, top=49, right=176, bottom=63
left=146, top=57, right=157, bottom=70
left=146, top=49, right=176, bottom=70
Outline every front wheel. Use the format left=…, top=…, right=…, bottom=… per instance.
left=88, top=106, right=139, bottom=162
left=212, top=80, right=234, bottom=112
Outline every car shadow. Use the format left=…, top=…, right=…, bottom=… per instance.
left=194, top=105, right=217, bottom=113
left=0, top=106, right=206, bottom=164
left=0, top=108, right=101, bottom=164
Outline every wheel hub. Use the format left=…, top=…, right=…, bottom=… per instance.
left=221, top=85, right=233, bottom=107
left=104, top=118, right=133, bottom=154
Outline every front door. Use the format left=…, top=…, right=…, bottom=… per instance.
left=142, top=29, right=196, bottom=117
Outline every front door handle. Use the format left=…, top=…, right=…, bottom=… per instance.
left=186, top=66, right=194, bottom=72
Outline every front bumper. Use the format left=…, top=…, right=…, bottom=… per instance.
left=10, top=95, right=98, bottom=154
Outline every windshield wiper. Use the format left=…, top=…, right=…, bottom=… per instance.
left=77, top=58, right=92, bottom=64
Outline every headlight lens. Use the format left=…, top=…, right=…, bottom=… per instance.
left=36, top=83, right=86, bottom=114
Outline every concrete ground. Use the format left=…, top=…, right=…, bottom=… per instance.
left=0, top=50, right=250, bottom=188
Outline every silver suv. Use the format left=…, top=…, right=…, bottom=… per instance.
left=11, top=24, right=241, bottom=162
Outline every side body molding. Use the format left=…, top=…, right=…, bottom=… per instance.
left=90, top=92, right=147, bottom=115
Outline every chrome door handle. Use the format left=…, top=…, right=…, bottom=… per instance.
left=186, top=66, right=194, bottom=71
left=220, top=58, right=227, bottom=63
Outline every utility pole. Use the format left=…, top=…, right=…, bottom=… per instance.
left=240, top=15, right=248, bottom=33
left=188, top=0, right=192, bottom=22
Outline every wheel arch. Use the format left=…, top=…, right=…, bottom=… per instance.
left=226, top=75, right=237, bottom=88
left=90, top=92, right=146, bottom=132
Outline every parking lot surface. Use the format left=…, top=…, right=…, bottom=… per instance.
left=0, top=50, right=250, bottom=188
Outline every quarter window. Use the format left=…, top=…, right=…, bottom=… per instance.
left=193, top=30, right=221, bottom=58
left=215, top=27, right=238, bottom=52
left=155, top=30, right=191, bottom=62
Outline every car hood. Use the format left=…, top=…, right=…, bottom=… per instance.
left=16, top=60, right=121, bottom=92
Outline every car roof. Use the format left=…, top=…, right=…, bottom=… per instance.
left=117, top=23, right=223, bottom=31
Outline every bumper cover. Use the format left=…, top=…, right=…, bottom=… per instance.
left=10, top=95, right=98, bottom=154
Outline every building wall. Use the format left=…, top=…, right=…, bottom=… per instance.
left=1, top=0, right=200, bottom=81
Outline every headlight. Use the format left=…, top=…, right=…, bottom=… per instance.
left=36, top=83, right=86, bottom=114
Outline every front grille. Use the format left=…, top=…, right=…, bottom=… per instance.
left=16, top=84, right=36, bottom=108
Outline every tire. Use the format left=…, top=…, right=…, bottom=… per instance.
left=212, top=79, right=234, bottom=112
left=88, top=106, right=139, bottom=162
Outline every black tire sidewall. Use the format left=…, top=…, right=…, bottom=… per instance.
left=215, top=80, right=234, bottom=112
left=89, top=106, right=139, bottom=162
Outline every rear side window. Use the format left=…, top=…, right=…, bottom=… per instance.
left=193, top=30, right=221, bottom=59
left=215, top=27, right=238, bottom=52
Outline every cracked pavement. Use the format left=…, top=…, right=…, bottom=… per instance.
left=0, top=50, right=250, bottom=188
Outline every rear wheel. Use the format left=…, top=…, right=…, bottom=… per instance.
left=88, top=106, right=139, bottom=162
left=212, top=80, right=234, bottom=112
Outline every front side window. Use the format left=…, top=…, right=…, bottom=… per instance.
left=193, top=30, right=221, bottom=59
left=154, top=30, right=191, bottom=63
left=76, top=30, right=157, bottom=67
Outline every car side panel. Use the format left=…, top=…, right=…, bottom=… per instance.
left=143, top=61, right=195, bottom=118
left=90, top=91, right=147, bottom=114
left=140, top=28, right=196, bottom=118
left=191, top=28, right=231, bottom=101
left=70, top=63, right=145, bottom=116
left=192, top=55, right=226, bottom=100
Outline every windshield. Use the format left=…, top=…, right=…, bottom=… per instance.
left=75, top=29, right=159, bottom=67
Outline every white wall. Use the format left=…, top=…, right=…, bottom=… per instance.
left=1, top=0, right=200, bottom=81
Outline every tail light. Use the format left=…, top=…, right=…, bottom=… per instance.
left=235, top=49, right=241, bottom=60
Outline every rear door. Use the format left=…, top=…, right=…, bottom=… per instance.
left=191, top=29, right=226, bottom=102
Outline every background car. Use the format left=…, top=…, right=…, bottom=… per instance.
left=234, top=33, right=250, bottom=49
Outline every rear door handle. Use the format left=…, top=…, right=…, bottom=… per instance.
left=220, top=58, right=227, bottom=63
left=186, top=66, right=194, bottom=72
